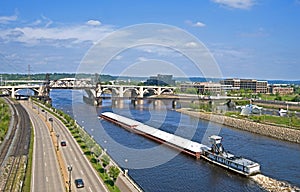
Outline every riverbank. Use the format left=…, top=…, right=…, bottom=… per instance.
left=177, top=108, right=300, bottom=144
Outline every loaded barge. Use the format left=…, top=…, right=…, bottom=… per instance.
left=99, top=112, right=260, bottom=176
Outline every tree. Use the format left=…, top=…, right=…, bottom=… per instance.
left=292, top=95, right=300, bottom=102
left=108, top=166, right=120, bottom=181
left=93, top=146, right=102, bottom=158
left=185, top=88, right=198, bottom=94
left=101, top=154, right=110, bottom=167
left=275, top=92, right=282, bottom=101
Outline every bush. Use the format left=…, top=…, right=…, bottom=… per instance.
left=292, top=95, right=300, bottom=102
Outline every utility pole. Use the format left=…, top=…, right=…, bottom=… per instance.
left=28, top=64, right=31, bottom=81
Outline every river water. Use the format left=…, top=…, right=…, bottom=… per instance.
left=50, top=90, right=300, bottom=192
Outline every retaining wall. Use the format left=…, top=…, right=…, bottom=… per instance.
left=177, top=108, right=300, bottom=144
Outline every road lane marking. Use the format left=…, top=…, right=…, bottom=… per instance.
left=75, top=157, right=77, bottom=162
left=81, top=170, right=84, bottom=175
left=89, top=187, right=93, bottom=192
left=46, top=176, right=48, bottom=182
left=44, top=152, right=46, bottom=156
left=45, top=162, right=47, bottom=167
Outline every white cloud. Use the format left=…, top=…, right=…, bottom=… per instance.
left=0, top=14, right=17, bottom=24
left=193, top=22, right=206, bottom=27
left=185, top=20, right=206, bottom=27
left=86, top=20, right=101, bottom=26
left=212, top=0, right=255, bottom=9
left=137, top=57, right=148, bottom=62
left=184, top=42, right=198, bottom=48
left=0, top=23, right=114, bottom=46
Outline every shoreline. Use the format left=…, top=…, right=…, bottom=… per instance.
left=176, top=108, right=300, bottom=144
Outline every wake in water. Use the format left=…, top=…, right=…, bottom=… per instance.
left=251, top=174, right=300, bottom=192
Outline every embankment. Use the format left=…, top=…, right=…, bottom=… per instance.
left=177, top=108, right=300, bottom=144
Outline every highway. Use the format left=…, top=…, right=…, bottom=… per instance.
left=21, top=101, right=65, bottom=192
left=22, top=100, right=109, bottom=192
left=50, top=109, right=109, bottom=192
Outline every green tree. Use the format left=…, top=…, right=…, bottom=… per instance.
left=173, top=88, right=181, bottom=94
left=101, top=154, right=110, bottom=167
left=108, top=166, right=120, bottom=181
left=185, top=88, right=198, bottom=94
left=292, top=95, right=300, bottom=102
left=275, top=92, right=282, bottom=101
left=93, top=146, right=102, bottom=157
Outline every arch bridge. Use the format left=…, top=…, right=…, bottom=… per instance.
left=0, top=78, right=177, bottom=105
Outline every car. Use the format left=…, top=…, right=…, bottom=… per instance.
left=75, top=178, right=84, bottom=188
left=60, top=140, right=67, bottom=146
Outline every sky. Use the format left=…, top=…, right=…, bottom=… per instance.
left=0, top=0, right=300, bottom=80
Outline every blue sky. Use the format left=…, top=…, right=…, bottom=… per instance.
left=0, top=0, right=299, bottom=80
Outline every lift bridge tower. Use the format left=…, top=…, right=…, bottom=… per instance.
left=37, top=73, right=52, bottom=104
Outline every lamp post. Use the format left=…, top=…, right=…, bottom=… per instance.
left=49, top=118, right=53, bottom=132
left=56, top=134, right=60, bottom=151
left=68, top=165, right=72, bottom=192
left=45, top=111, right=47, bottom=121
left=124, top=159, right=128, bottom=176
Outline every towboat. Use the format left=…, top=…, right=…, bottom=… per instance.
left=201, top=135, right=260, bottom=176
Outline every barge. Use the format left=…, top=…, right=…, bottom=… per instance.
left=99, top=112, right=260, bottom=176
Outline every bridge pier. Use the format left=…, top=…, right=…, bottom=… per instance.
left=11, top=87, right=15, bottom=98
left=94, top=97, right=102, bottom=106
left=172, top=100, right=177, bottom=109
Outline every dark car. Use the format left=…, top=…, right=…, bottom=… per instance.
left=60, top=140, right=67, bottom=146
left=75, top=178, right=84, bottom=188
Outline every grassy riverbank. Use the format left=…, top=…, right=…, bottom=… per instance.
left=225, top=112, right=300, bottom=130
left=178, top=108, right=300, bottom=143
left=0, top=98, right=11, bottom=143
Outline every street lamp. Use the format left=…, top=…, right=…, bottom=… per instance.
left=49, top=118, right=53, bottom=132
left=45, top=111, right=47, bottom=121
left=56, top=134, right=60, bottom=151
left=68, top=165, right=73, bottom=192
left=124, top=159, right=128, bottom=176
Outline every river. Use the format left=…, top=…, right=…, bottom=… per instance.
left=50, top=89, right=300, bottom=192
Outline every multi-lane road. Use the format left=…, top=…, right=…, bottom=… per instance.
left=22, top=101, right=65, bottom=192
left=21, top=100, right=109, bottom=192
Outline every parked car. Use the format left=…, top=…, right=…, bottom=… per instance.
left=60, top=140, right=67, bottom=146
left=75, top=178, right=84, bottom=188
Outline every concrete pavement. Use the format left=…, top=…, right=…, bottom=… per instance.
left=21, top=101, right=65, bottom=192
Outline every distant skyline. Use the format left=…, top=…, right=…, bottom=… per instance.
left=0, top=0, right=300, bottom=80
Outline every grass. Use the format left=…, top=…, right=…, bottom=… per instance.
left=250, top=114, right=300, bottom=129
left=0, top=98, right=11, bottom=142
left=261, top=94, right=296, bottom=101
left=225, top=112, right=300, bottom=130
